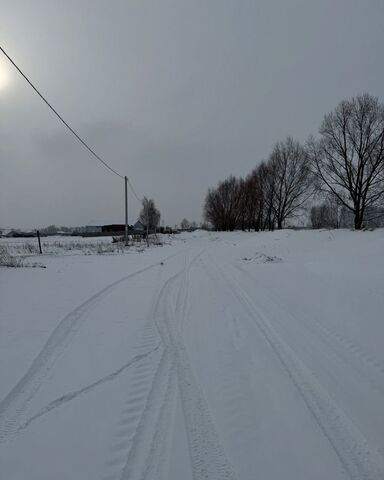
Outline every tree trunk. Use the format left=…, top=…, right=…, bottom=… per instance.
left=354, top=212, right=363, bottom=230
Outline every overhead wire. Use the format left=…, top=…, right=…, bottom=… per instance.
left=1, top=45, right=131, bottom=184
left=1, top=45, right=145, bottom=205
left=126, top=176, right=142, bottom=203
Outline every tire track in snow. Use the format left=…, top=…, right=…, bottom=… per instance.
left=17, top=343, right=161, bottom=434
left=273, top=301, right=384, bottom=397
left=0, top=251, right=182, bottom=444
left=235, top=263, right=384, bottom=387
left=155, top=252, right=237, bottom=480
left=118, top=351, right=176, bottom=480
left=104, top=260, right=180, bottom=480
left=308, top=316, right=384, bottom=383
left=198, top=258, right=265, bottom=476
left=108, top=249, right=237, bottom=480
left=175, top=346, right=238, bottom=480
left=211, top=257, right=384, bottom=480
left=103, top=348, right=163, bottom=480
left=134, top=360, right=178, bottom=480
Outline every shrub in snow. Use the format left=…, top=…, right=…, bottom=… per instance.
left=0, top=246, right=24, bottom=267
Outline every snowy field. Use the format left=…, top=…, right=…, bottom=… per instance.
left=0, top=234, right=167, bottom=258
left=0, top=229, right=384, bottom=480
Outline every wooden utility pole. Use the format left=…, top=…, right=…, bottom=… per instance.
left=146, top=201, right=149, bottom=247
left=124, top=176, right=128, bottom=246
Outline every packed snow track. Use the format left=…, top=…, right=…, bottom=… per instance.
left=1, top=230, right=384, bottom=479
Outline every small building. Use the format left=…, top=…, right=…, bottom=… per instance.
left=5, top=229, right=35, bottom=238
left=82, top=224, right=126, bottom=237
left=133, top=220, right=145, bottom=231
left=85, top=225, right=102, bottom=234
left=101, top=224, right=126, bottom=233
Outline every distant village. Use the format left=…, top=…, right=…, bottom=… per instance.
left=0, top=220, right=201, bottom=238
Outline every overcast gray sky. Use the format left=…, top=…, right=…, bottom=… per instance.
left=1, top=0, right=384, bottom=229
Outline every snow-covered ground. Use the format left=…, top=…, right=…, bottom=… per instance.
left=0, top=229, right=383, bottom=479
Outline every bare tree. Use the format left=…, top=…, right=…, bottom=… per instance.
left=180, top=218, right=190, bottom=230
left=310, top=196, right=340, bottom=229
left=241, top=167, right=267, bottom=231
left=232, top=162, right=278, bottom=232
left=236, top=177, right=249, bottom=231
left=250, top=168, right=265, bottom=231
left=139, top=197, right=161, bottom=232
left=244, top=171, right=259, bottom=231
left=204, top=142, right=312, bottom=232
left=269, top=137, right=313, bottom=229
left=310, top=93, right=384, bottom=229
left=258, top=161, right=277, bottom=231
left=203, top=176, right=242, bottom=231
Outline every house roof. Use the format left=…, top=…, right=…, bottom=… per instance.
left=134, top=220, right=145, bottom=229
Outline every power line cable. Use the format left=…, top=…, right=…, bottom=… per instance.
left=127, top=176, right=142, bottom=203
left=1, top=45, right=145, bottom=205
left=0, top=45, right=124, bottom=179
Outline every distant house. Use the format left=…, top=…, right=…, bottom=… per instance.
left=157, top=225, right=174, bottom=234
left=83, top=224, right=126, bottom=237
left=101, top=224, right=126, bottom=233
left=133, top=220, right=145, bottom=231
left=85, top=225, right=102, bottom=234
left=1, top=228, right=13, bottom=237
left=82, top=222, right=149, bottom=237
left=5, top=229, right=35, bottom=238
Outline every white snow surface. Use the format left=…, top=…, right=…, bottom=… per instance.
left=1, top=229, right=384, bottom=480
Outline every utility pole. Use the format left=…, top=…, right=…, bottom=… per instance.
left=146, top=200, right=149, bottom=247
left=124, top=176, right=128, bottom=246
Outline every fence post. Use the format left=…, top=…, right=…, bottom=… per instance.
left=36, top=230, right=42, bottom=254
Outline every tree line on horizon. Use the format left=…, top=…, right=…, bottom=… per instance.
left=203, top=93, right=384, bottom=231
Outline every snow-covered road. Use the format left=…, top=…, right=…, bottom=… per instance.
left=1, top=230, right=384, bottom=479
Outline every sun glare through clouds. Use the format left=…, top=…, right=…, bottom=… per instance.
left=0, top=59, right=11, bottom=91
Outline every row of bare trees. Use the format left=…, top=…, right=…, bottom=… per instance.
left=204, top=137, right=313, bottom=231
left=204, top=93, right=384, bottom=230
